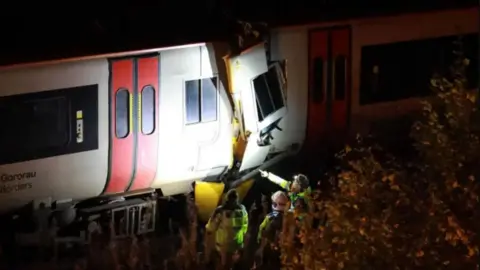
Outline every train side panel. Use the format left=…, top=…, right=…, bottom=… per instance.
left=351, top=7, right=478, bottom=132
left=0, top=59, right=109, bottom=213
left=269, top=30, right=309, bottom=152
left=152, top=45, right=233, bottom=196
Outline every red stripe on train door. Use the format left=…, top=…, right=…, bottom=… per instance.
left=104, top=59, right=136, bottom=194
left=331, top=28, right=351, bottom=143
left=304, top=29, right=328, bottom=153
left=303, top=26, right=351, bottom=154
left=129, top=55, right=160, bottom=191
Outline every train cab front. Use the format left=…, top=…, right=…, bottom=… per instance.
left=194, top=41, right=297, bottom=222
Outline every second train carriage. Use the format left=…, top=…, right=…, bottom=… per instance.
left=270, top=6, right=479, bottom=154
left=0, top=6, right=478, bottom=238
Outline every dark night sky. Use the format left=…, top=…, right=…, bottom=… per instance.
left=0, top=0, right=475, bottom=65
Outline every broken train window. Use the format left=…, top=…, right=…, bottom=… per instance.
left=252, top=62, right=287, bottom=130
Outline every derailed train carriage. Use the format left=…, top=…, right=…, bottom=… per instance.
left=0, top=6, right=477, bottom=238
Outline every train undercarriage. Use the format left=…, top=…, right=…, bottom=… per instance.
left=2, top=146, right=295, bottom=255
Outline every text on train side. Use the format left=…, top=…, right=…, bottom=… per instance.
left=0, top=172, right=36, bottom=194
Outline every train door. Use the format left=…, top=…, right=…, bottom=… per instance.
left=305, top=27, right=351, bottom=152
left=104, top=55, right=160, bottom=194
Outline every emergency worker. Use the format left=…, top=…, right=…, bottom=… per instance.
left=205, top=189, right=248, bottom=260
left=260, top=170, right=312, bottom=211
left=255, top=191, right=288, bottom=269
left=257, top=191, right=288, bottom=243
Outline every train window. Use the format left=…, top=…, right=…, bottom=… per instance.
left=360, top=33, right=478, bottom=105
left=0, top=85, right=99, bottom=166
left=201, top=77, right=218, bottom=122
left=185, top=77, right=218, bottom=125
left=312, top=57, right=324, bottom=103
left=185, top=79, right=201, bottom=124
left=334, top=55, right=346, bottom=101
left=115, top=89, right=130, bottom=138
left=141, top=86, right=155, bottom=135
left=0, top=97, right=69, bottom=152
left=253, top=64, right=285, bottom=122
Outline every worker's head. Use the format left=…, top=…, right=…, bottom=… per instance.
left=225, top=189, right=239, bottom=205
left=292, top=174, right=310, bottom=193
left=271, top=191, right=288, bottom=212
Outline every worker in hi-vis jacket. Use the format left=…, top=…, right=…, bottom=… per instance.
left=260, top=170, right=311, bottom=211
left=205, top=189, right=248, bottom=259
left=257, top=190, right=288, bottom=243
left=255, top=190, right=288, bottom=268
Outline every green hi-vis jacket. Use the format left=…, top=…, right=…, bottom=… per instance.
left=266, top=172, right=311, bottom=211
left=257, top=210, right=283, bottom=243
left=205, top=203, right=249, bottom=253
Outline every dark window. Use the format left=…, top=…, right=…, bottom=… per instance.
left=0, top=84, right=99, bottom=165
left=461, top=34, right=479, bottom=90
left=253, top=65, right=285, bottom=121
left=115, top=89, right=130, bottom=138
left=185, top=77, right=218, bottom=125
left=360, top=33, right=478, bottom=105
left=141, top=86, right=155, bottom=135
left=0, top=97, right=68, bottom=152
left=334, top=55, right=346, bottom=100
left=312, top=57, right=324, bottom=103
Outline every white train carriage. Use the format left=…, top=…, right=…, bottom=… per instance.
left=0, top=40, right=298, bottom=232
left=0, top=44, right=237, bottom=217
left=268, top=7, right=478, bottom=153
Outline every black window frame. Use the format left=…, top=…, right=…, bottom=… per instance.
left=312, top=57, right=325, bottom=103
left=115, top=88, right=130, bottom=138
left=252, top=63, right=286, bottom=122
left=140, top=85, right=156, bottom=135
left=334, top=55, right=347, bottom=101
left=359, top=33, right=478, bottom=105
left=0, top=84, right=99, bottom=165
left=184, top=76, right=219, bottom=125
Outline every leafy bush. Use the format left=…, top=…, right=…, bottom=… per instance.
left=280, top=36, right=480, bottom=270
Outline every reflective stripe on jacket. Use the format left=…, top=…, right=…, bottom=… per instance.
left=206, top=203, right=248, bottom=252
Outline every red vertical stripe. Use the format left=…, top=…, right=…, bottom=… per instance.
left=305, top=30, right=328, bottom=151
left=331, top=28, right=351, bottom=138
left=105, top=59, right=135, bottom=194
left=129, top=56, right=160, bottom=191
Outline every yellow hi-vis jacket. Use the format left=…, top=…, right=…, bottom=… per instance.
left=257, top=210, right=283, bottom=243
left=265, top=172, right=311, bottom=211
left=205, top=203, right=249, bottom=253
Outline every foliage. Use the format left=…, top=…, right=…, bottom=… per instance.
left=278, top=36, right=480, bottom=270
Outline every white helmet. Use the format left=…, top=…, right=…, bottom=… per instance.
left=271, top=191, right=288, bottom=211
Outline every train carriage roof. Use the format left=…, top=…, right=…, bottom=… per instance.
left=0, top=0, right=475, bottom=67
